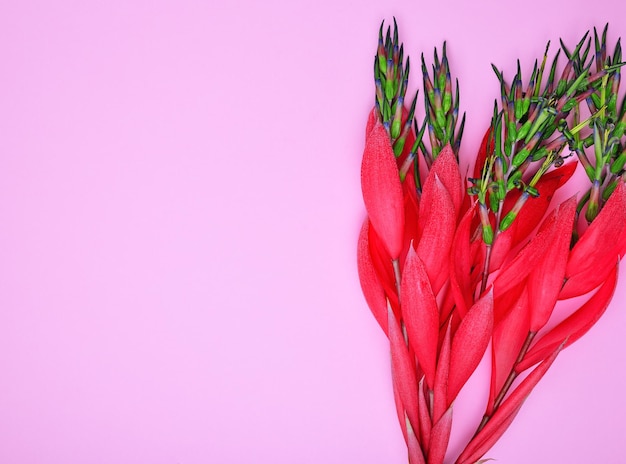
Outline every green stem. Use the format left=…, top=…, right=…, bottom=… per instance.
left=479, top=202, right=503, bottom=294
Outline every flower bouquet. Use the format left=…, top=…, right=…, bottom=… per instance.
left=357, top=19, right=626, bottom=464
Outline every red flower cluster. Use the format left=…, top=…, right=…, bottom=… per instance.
left=357, top=23, right=626, bottom=463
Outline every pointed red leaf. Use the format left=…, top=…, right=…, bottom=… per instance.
left=430, top=144, right=463, bottom=217
left=493, top=279, right=526, bottom=327
left=433, top=322, right=451, bottom=423
left=560, top=258, right=612, bottom=299
left=428, top=406, right=453, bottom=464
left=528, top=196, right=577, bottom=331
left=488, top=230, right=515, bottom=273
left=402, top=173, right=421, bottom=263
left=456, top=404, right=522, bottom=464
left=519, top=264, right=619, bottom=371
left=401, top=247, right=439, bottom=388
left=546, top=160, right=579, bottom=188
left=567, top=182, right=626, bottom=278
left=560, top=242, right=620, bottom=299
left=508, top=162, right=577, bottom=246
left=493, top=206, right=556, bottom=297
left=470, top=240, right=486, bottom=294
left=389, top=305, right=420, bottom=431
left=361, top=121, right=405, bottom=259
left=392, top=373, right=408, bottom=445
left=473, top=126, right=492, bottom=180
left=489, top=163, right=577, bottom=272
left=357, top=219, right=388, bottom=335
left=418, top=378, right=432, bottom=454
left=458, top=344, right=562, bottom=464
left=418, top=174, right=455, bottom=294
left=488, top=288, right=530, bottom=415
left=448, top=291, right=494, bottom=404
left=450, top=203, right=478, bottom=319
left=368, top=223, right=399, bottom=311
left=439, top=284, right=457, bottom=327
left=406, top=414, right=427, bottom=464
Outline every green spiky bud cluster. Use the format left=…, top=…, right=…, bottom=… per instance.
left=560, top=25, right=626, bottom=223
left=374, top=19, right=419, bottom=158
left=420, top=43, right=465, bottom=164
left=469, top=26, right=624, bottom=235
left=372, top=20, right=465, bottom=194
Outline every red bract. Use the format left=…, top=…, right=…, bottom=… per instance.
left=458, top=343, right=562, bottom=464
left=417, top=160, right=457, bottom=294
left=367, top=219, right=399, bottom=311
left=389, top=305, right=420, bottom=436
left=430, top=145, right=463, bottom=218
left=490, top=162, right=577, bottom=271
left=448, top=291, right=493, bottom=404
left=357, top=219, right=388, bottom=335
left=428, top=407, right=453, bottom=464
left=401, top=247, right=439, bottom=389
left=433, top=322, right=451, bottom=424
left=417, top=379, right=432, bottom=453
left=449, top=204, right=477, bottom=318
left=527, top=196, right=577, bottom=331
left=519, top=264, right=619, bottom=371
left=488, top=288, right=529, bottom=416
left=563, top=182, right=626, bottom=297
left=361, top=121, right=405, bottom=259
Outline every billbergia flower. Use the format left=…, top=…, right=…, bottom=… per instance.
left=358, top=20, right=626, bottom=464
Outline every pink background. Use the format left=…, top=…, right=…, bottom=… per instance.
left=1, top=1, right=625, bottom=462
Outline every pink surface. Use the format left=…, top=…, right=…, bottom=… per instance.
left=1, top=1, right=625, bottom=463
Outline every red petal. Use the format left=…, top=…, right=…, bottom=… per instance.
left=493, top=279, right=526, bottom=327
left=401, top=247, right=439, bottom=389
left=519, top=263, right=619, bottom=372
left=527, top=196, right=577, bottom=331
left=450, top=203, right=478, bottom=319
left=392, top=374, right=408, bottom=444
left=361, top=121, right=405, bottom=259
left=493, top=206, right=556, bottom=298
left=567, top=182, right=626, bottom=278
left=418, top=379, right=432, bottom=454
left=430, top=144, right=463, bottom=217
left=428, top=407, right=453, bottom=464
left=418, top=174, right=456, bottom=294
left=458, top=344, right=562, bottom=464
left=456, top=404, right=522, bottom=464
left=561, top=209, right=626, bottom=298
left=560, top=244, right=619, bottom=299
left=448, top=291, right=494, bottom=404
left=488, top=288, right=529, bottom=415
left=508, top=162, right=577, bottom=246
left=389, top=305, right=420, bottom=431
left=473, top=126, right=492, bottom=180
left=406, top=414, right=427, bottom=464
left=546, top=160, right=578, bottom=188
left=490, top=163, right=577, bottom=272
left=402, top=173, right=421, bottom=263
left=433, top=322, right=451, bottom=423
left=488, top=230, right=515, bottom=273
left=439, top=285, right=457, bottom=328
left=357, top=219, right=388, bottom=335
left=368, top=224, right=399, bottom=312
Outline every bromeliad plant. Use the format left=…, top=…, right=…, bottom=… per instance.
left=358, top=21, right=626, bottom=464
